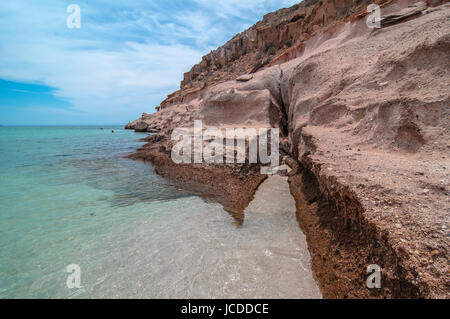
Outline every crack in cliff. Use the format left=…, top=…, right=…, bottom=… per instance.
left=277, top=66, right=289, bottom=137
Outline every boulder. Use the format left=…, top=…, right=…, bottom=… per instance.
left=236, top=74, right=254, bottom=82
left=134, top=121, right=149, bottom=132
left=381, top=1, right=427, bottom=26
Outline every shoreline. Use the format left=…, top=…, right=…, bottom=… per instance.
left=127, top=138, right=267, bottom=226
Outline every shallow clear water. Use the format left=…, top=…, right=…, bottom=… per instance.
left=0, top=126, right=320, bottom=299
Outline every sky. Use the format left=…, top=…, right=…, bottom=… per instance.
left=0, top=0, right=299, bottom=125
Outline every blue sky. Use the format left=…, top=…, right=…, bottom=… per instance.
left=0, top=0, right=299, bottom=125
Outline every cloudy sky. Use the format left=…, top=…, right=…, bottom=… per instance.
left=0, top=0, right=299, bottom=125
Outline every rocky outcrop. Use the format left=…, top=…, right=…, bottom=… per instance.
left=157, top=0, right=448, bottom=112
left=381, top=1, right=427, bottom=25
left=127, top=0, right=450, bottom=298
left=163, top=0, right=375, bottom=111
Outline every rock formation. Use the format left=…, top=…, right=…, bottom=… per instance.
left=126, top=0, right=450, bottom=298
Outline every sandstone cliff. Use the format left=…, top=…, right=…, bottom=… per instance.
left=126, top=0, right=449, bottom=298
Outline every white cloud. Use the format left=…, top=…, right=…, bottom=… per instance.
left=0, top=0, right=301, bottom=123
left=0, top=1, right=204, bottom=121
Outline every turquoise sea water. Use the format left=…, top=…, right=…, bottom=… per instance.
left=0, top=126, right=197, bottom=298
left=0, top=126, right=319, bottom=299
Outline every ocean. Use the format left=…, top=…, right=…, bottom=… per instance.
left=0, top=126, right=320, bottom=298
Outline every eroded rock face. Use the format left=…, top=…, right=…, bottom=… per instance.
left=127, top=1, right=450, bottom=298
left=158, top=0, right=448, bottom=111
left=174, top=0, right=374, bottom=102
left=284, top=5, right=449, bottom=298
left=198, top=67, right=285, bottom=130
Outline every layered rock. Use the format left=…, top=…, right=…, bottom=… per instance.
left=160, top=0, right=375, bottom=110
left=126, top=0, right=450, bottom=298
left=154, top=0, right=448, bottom=112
